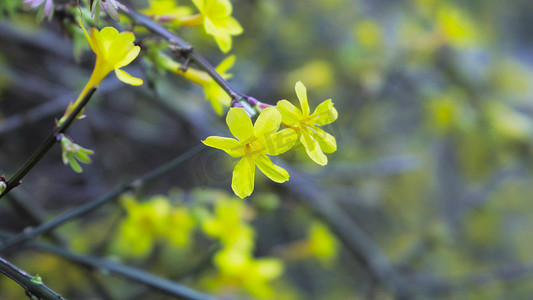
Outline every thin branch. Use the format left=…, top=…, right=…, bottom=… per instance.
left=0, top=232, right=215, bottom=300
left=124, top=9, right=257, bottom=116
left=283, top=166, right=414, bottom=299
left=38, top=243, right=215, bottom=300
left=0, top=256, right=66, bottom=300
left=0, top=87, right=98, bottom=199
left=0, top=144, right=206, bottom=251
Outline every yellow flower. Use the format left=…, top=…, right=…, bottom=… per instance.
left=214, top=247, right=284, bottom=299
left=191, top=0, right=243, bottom=53
left=81, top=21, right=143, bottom=88
left=308, top=221, right=338, bottom=266
left=203, top=107, right=297, bottom=198
left=276, top=81, right=338, bottom=165
left=160, top=52, right=234, bottom=114
left=117, top=195, right=195, bottom=256
left=140, top=0, right=193, bottom=25
left=119, top=195, right=170, bottom=255
left=202, top=197, right=254, bottom=249
left=64, top=20, right=142, bottom=115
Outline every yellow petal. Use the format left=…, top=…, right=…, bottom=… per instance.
left=314, top=126, right=337, bottom=153
left=312, top=99, right=338, bottom=126
left=114, top=68, right=143, bottom=86
left=206, top=0, right=232, bottom=18
left=116, top=45, right=141, bottom=68
left=295, top=81, right=310, bottom=116
left=78, top=18, right=98, bottom=54
left=213, top=30, right=232, bottom=53
left=224, top=16, right=243, bottom=35
left=232, top=157, right=255, bottom=198
left=191, top=0, right=205, bottom=12
left=276, top=100, right=302, bottom=125
left=204, top=83, right=230, bottom=115
left=255, top=154, right=289, bottom=183
left=300, top=130, right=327, bottom=165
left=265, top=128, right=298, bottom=156
left=254, top=107, right=281, bottom=136
left=204, top=16, right=232, bottom=53
left=216, top=55, right=236, bottom=77
left=108, top=32, right=138, bottom=67
left=202, top=136, right=244, bottom=157
left=227, top=108, right=254, bottom=142
left=255, top=259, right=284, bottom=280
left=96, top=27, right=120, bottom=54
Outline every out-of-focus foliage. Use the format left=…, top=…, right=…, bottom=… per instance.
left=2, top=0, right=533, bottom=299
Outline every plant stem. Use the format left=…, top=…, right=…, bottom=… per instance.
left=0, top=87, right=97, bottom=200
left=0, top=256, right=66, bottom=300
left=124, top=9, right=257, bottom=116
left=0, top=144, right=206, bottom=251
left=0, top=231, right=216, bottom=300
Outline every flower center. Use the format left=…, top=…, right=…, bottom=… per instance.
left=244, top=141, right=264, bottom=156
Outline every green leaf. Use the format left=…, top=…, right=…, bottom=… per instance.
left=67, top=154, right=83, bottom=173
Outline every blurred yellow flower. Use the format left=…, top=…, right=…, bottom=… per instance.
left=118, top=195, right=195, bottom=256
left=308, top=221, right=338, bottom=265
left=191, top=0, right=243, bottom=53
left=437, top=3, right=478, bottom=46
left=354, top=19, right=382, bottom=49
left=214, top=247, right=284, bottom=299
left=202, top=197, right=254, bottom=249
left=161, top=53, right=234, bottom=114
left=140, top=0, right=192, bottom=25
left=203, top=107, right=297, bottom=198
left=276, top=81, right=338, bottom=165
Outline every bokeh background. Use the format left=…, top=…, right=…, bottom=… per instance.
left=2, top=0, right=533, bottom=299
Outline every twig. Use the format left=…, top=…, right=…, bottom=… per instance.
left=0, top=87, right=98, bottom=199
left=0, top=144, right=206, bottom=251
left=0, top=77, right=124, bottom=136
left=0, top=256, right=66, bottom=300
left=283, top=166, right=414, bottom=299
left=0, top=232, right=215, bottom=300
left=146, top=86, right=413, bottom=298
left=123, top=9, right=257, bottom=116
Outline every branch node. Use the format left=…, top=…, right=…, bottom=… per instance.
left=179, top=56, right=192, bottom=72
left=168, top=41, right=193, bottom=58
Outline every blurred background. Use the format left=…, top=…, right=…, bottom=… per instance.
left=2, top=0, right=533, bottom=299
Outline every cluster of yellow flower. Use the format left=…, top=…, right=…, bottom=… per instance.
left=117, top=194, right=195, bottom=255
left=201, top=196, right=283, bottom=298
left=204, top=82, right=338, bottom=198
left=63, top=3, right=338, bottom=201
left=115, top=191, right=284, bottom=299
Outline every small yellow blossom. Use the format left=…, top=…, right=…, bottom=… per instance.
left=202, top=197, right=254, bottom=249
left=80, top=21, right=143, bottom=89
left=276, top=81, right=338, bottom=165
left=191, top=0, right=243, bottom=53
left=140, top=0, right=193, bottom=25
left=214, top=247, right=284, bottom=299
left=117, top=195, right=195, bottom=256
left=308, top=221, right=339, bottom=266
left=160, top=52, right=234, bottom=114
left=203, top=107, right=297, bottom=198
left=61, top=20, right=143, bottom=124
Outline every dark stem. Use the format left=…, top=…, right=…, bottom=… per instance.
left=0, top=232, right=215, bottom=300
left=124, top=9, right=257, bottom=116
left=0, top=87, right=97, bottom=199
left=0, top=256, right=66, bottom=300
left=0, top=144, right=206, bottom=251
